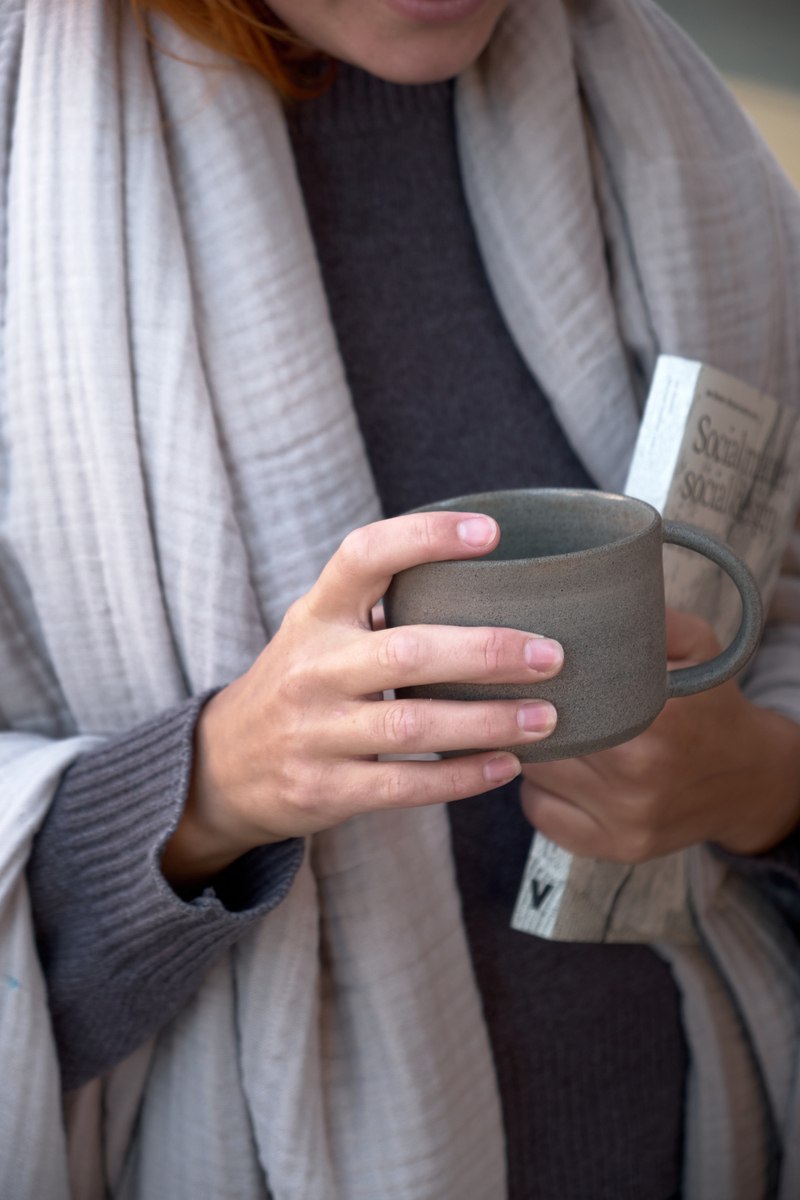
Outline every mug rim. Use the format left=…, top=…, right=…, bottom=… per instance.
left=407, top=488, right=661, bottom=566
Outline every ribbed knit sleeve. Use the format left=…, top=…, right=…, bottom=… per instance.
left=27, top=694, right=304, bottom=1092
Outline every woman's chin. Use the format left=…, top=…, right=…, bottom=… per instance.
left=268, top=0, right=509, bottom=84
left=333, top=38, right=486, bottom=84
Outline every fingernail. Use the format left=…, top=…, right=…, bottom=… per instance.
left=517, top=702, right=557, bottom=734
left=484, top=753, right=521, bottom=783
left=525, top=637, right=563, bottom=672
left=457, top=515, right=497, bottom=548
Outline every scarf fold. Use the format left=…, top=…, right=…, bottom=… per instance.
left=1, top=0, right=799, bottom=1195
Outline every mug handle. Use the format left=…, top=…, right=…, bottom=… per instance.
left=662, top=521, right=763, bottom=699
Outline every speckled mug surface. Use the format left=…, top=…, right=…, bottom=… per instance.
left=384, top=489, right=763, bottom=762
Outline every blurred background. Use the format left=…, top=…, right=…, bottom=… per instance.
left=657, top=0, right=800, bottom=187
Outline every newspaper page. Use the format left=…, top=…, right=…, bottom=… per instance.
left=511, top=356, right=800, bottom=943
left=628, top=357, right=800, bottom=644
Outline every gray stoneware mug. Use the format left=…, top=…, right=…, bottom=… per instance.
left=383, top=489, right=763, bottom=763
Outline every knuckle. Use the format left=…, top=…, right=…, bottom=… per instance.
left=619, top=739, right=656, bottom=780
left=380, top=766, right=408, bottom=808
left=409, top=514, right=438, bottom=553
left=377, top=628, right=421, bottom=674
left=382, top=700, right=423, bottom=748
left=335, top=525, right=379, bottom=580
left=481, top=628, right=507, bottom=674
left=619, top=825, right=657, bottom=864
left=337, top=526, right=371, bottom=575
left=476, top=703, right=502, bottom=746
left=445, top=761, right=470, bottom=799
left=279, top=761, right=322, bottom=818
left=282, top=595, right=310, bottom=630
left=278, top=658, right=312, bottom=707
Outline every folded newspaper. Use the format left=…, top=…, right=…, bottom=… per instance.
left=511, top=355, right=800, bottom=943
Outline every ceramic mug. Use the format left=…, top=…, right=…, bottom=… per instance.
left=383, top=489, right=763, bottom=762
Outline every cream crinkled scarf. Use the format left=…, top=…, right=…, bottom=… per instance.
left=1, top=0, right=799, bottom=1196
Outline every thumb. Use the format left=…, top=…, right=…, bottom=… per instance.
left=665, top=608, right=721, bottom=665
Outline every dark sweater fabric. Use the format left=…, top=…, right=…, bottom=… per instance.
left=28, top=694, right=304, bottom=1089
left=287, top=66, right=686, bottom=1200
left=26, top=59, right=800, bottom=1200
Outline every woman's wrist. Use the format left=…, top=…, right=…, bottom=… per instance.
left=160, top=687, right=280, bottom=891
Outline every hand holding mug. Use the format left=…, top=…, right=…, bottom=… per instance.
left=520, top=608, right=800, bottom=861
left=162, top=511, right=563, bottom=887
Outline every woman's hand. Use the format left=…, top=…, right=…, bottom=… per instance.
left=520, top=609, right=800, bottom=864
left=162, top=512, right=563, bottom=886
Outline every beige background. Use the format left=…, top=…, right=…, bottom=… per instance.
left=730, top=79, right=800, bottom=188
left=657, top=0, right=799, bottom=189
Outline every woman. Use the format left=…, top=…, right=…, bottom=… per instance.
left=3, top=0, right=800, bottom=1195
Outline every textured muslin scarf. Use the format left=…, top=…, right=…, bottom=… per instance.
left=0, top=0, right=799, bottom=1196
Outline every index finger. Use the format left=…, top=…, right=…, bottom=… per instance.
left=309, top=511, right=500, bottom=624
left=665, top=608, right=720, bottom=663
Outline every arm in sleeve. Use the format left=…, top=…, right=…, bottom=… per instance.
left=719, top=830, right=800, bottom=940
left=729, top=522, right=800, bottom=937
left=27, top=692, right=304, bottom=1093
